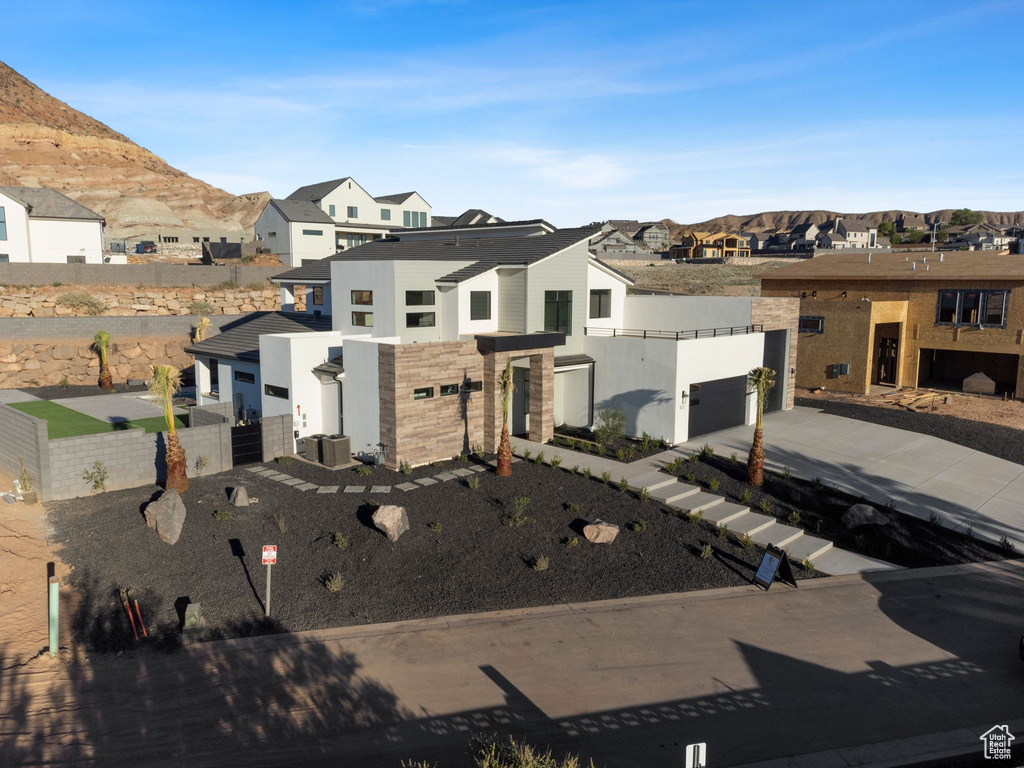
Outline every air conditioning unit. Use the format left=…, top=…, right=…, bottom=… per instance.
left=305, top=434, right=327, bottom=463
left=321, top=435, right=352, bottom=468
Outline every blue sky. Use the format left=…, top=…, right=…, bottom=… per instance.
left=5, top=0, right=1024, bottom=225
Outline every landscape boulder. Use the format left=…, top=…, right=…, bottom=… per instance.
left=841, top=503, right=890, bottom=530
left=144, top=489, right=187, bottom=545
left=583, top=519, right=619, bottom=544
left=229, top=486, right=249, bottom=507
left=372, top=505, right=410, bottom=542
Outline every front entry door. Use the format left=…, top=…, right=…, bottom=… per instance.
left=877, top=337, right=898, bottom=385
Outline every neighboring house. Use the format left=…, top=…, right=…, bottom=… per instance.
left=589, top=223, right=651, bottom=258
left=742, top=231, right=774, bottom=251
left=787, top=222, right=820, bottom=250
left=432, top=209, right=504, bottom=228
left=0, top=186, right=109, bottom=264
left=946, top=223, right=1013, bottom=250
left=896, top=213, right=928, bottom=232
left=672, top=232, right=751, bottom=259
left=253, top=199, right=337, bottom=268
left=813, top=217, right=878, bottom=250
left=759, top=251, right=1024, bottom=398
left=188, top=224, right=798, bottom=467
left=603, top=219, right=670, bottom=253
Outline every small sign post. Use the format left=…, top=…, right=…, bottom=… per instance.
left=685, top=742, right=707, bottom=768
left=753, top=544, right=797, bottom=591
left=262, top=545, right=277, bottom=617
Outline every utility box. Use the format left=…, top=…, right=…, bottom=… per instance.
left=305, top=434, right=327, bottom=463
left=321, top=435, right=352, bottom=468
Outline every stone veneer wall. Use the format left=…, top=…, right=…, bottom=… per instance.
left=378, top=341, right=486, bottom=469
left=750, top=296, right=799, bottom=409
left=0, top=285, right=280, bottom=318
left=482, top=349, right=555, bottom=451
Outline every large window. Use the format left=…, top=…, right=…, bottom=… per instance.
left=352, top=311, right=374, bottom=327
left=935, top=289, right=1009, bottom=328
left=346, top=234, right=367, bottom=248
left=589, top=289, right=611, bottom=319
left=302, top=229, right=323, bottom=236
left=381, top=208, right=391, bottom=221
left=406, top=290, right=435, bottom=306
left=347, top=206, right=358, bottom=218
left=407, top=311, right=436, bottom=328
left=470, top=291, right=491, bottom=320
left=312, top=286, right=324, bottom=306
left=544, top=290, right=572, bottom=334
left=798, top=316, right=824, bottom=334
left=351, top=290, right=373, bottom=305
left=0, top=206, right=5, bottom=240
left=264, top=384, right=289, bottom=399
left=402, top=211, right=427, bottom=227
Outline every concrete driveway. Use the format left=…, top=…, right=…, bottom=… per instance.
left=672, top=406, right=1024, bottom=548
left=50, top=393, right=186, bottom=424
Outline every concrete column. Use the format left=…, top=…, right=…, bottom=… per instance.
left=280, top=284, right=295, bottom=312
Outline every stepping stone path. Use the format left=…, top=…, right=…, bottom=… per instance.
left=296, top=483, right=318, bottom=492
left=344, top=486, right=365, bottom=493
left=435, top=472, right=457, bottom=482
left=318, top=486, right=339, bottom=494
left=244, top=463, right=493, bottom=496
left=370, top=485, right=391, bottom=493
left=395, top=482, right=419, bottom=492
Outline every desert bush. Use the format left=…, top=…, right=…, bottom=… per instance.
left=730, top=452, right=737, bottom=463
left=787, top=510, right=800, bottom=526
left=194, top=455, right=209, bottom=473
left=688, top=510, right=703, bottom=524
left=707, top=478, right=720, bottom=492
left=276, top=455, right=293, bottom=465
left=601, top=470, right=611, bottom=484
left=582, top=467, right=591, bottom=479
left=56, top=291, right=106, bottom=315
left=628, top=520, right=647, bottom=532
left=617, top=477, right=628, bottom=492
left=246, top=281, right=268, bottom=291
left=685, top=472, right=696, bottom=484
left=802, top=557, right=815, bottom=572
left=616, top=448, right=626, bottom=461
left=640, top=432, right=657, bottom=451
left=717, top=523, right=729, bottom=539
left=324, top=572, right=344, bottom=592
left=739, top=488, right=752, bottom=504
left=472, top=736, right=593, bottom=768
left=332, top=532, right=349, bottom=548
left=400, top=461, right=412, bottom=475
left=699, top=444, right=714, bottom=458
left=928, top=512, right=943, bottom=527
left=550, top=455, right=563, bottom=468
left=664, top=457, right=684, bottom=473
left=505, top=497, right=533, bottom=527
left=216, top=280, right=239, bottom=290
left=566, top=536, right=579, bottom=548
left=1000, top=536, right=1016, bottom=553
left=188, top=300, right=216, bottom=316
left=783, top=466, right=793, bottom=480
left=472, top=444, right=485, bottom=459
left=758, top=498, right=771, bottom=514
left=699, top=544, right=713, bottom=560
left=739, top=533, right=753, bottom=549
left=637, top=488, right=650, bottom=502
left=687, top=453, right=700, bottom=464
left=534, top=451, right=544, bottom=465
left=593, top=407, right=626, bottom=446
left=531, top=554, right=549, bottom=572
left=273, top=510, right=287, bottom=533
left=429, top=522, right=443, bottom=533
left=58, top=377, right=70, bottom=389
left=465, top=475, right=480, bottom=490
left=565, top=502, right=581, bottom=516
left=212, top=509, right=231, bottom=521
left=356, top=465, right=372, bottom=476
left=81, top=461, right=108, bottom=492
left=456, top=453, right=469, bottom=463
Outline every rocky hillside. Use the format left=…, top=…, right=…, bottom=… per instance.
left=0, top=61, right=267, bottom=236
left=664, top=209, right=1024, bottom=240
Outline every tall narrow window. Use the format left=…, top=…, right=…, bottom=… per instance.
left=0, top=206, right=6, bottom=240
left=983, top=291, right=1007, bottom=326
left=403, top=211, right=411, bottom=227
left=589, top=289, right=611, bottom=319
left=312, top=286, right=324, bottom=306
left=328, top=204, right=336, bottom=217
left=959, top=291, right=981, bottom=324
left=470, top=291, right=491, bottom=320
left=209, top=359, right=220, bottom=393
left=544, top=291, right=572, bottom=334
left=936, top=291, right=958, bottom=324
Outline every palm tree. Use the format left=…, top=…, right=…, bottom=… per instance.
left=496, top=359, right=516, bottom=477
left=192, top=316, right=210, bottom=343
left=746, top=366, right=776, bottom=487
left=92, top=330, right=113, bottom=390
left=150, top=364, right=188, bottom=493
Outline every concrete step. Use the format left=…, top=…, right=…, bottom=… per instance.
left=717, top=511, right=776, bottom=536
left=785, top=535, right=834, bottom=562
left=749, top=522, right=805, bottom=548
left=649, top=481, right=700, bottom=504
left=627, top=471, right=678, bottom=493
left=701, top=501, right=751, bottom=526
left=671, top=492, right=725, bottom=514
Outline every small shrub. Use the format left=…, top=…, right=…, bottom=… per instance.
left=707, top=478, right=720, bottom=492
left=601, top=470, right=611, bottom=484
left=428, top=522, right=443, bottom=533
left=431, top=460, right=445, bottom=468
left=688, top=510, right=704, bottom=524
left=787, top=510, right=800, bottom=526
left=332, top=532, right=349, bottom=548
left=465, top=475, right=480, bottom=490
left=685, top=472, right=696, bottom=484
left=188, top=300, right=216, bottom=315
left=758, top=498, right=771, bottom=515
left=628, top=520, right=647, bottom=532
left=216, top=280, right=239, bottom=290
left=813, top=477, right=825, bottom=492
left=571, top=465, right=580, bottom=474
left=641, top=432, right=656, bottom=451
left=456, top=453, right=469, bottom=463
left=276, top=455, right=293, bottom=465
left=616, top=448, right=626, bottom=461
left=58, top=377, right=70, bottom=389
left=854, top=533, right=866, bottom=549
left=522, top=449, right=532, bottom=461
left=594, top=407, right=626, bottom=446
left=566, top=536, right=579, bottom=548
left=637, top=488, right=650, bottom=502
left=801, top=557, right=815, bottom=572
left=356, top=465, right=372, bottom=476
left=400, top=461, right=412, bottom=475
left=81, top=461, right=108, bottom=492
left=687, top=453, right=700, bottom=464
left=617, top=477, right=628, bottom=492
left=626, top=444, right=638, bottom=460
left=18, top=457, right=34, bottom=493
left=567, top=439, right=577, bottom=450
left=550, top=455, right=563, bottom=468
left=245, top=280, right=268, bottom=291
left=699, top=443, right=714, bottom=459
left=273, top=510, right=287, bottom=533
left=505, top=497, right=533, bottom=527
left=1000, top=536, right=1016, bottom=553
left=717, top=523, right=729, bottom=539
left=324, top=572, right=344, bottom=593
left=591, top=442, right=602, bottom=455
left=472, top=444, right=485, bottom=459
left=699, top=543, right=713, bottom=560
left=513, top=496, right=531, bottom=514
left=193, top=455, right=209, bottom=474
left=739, top=488, right=752, bottom=504
left=814, top=519, right=824, bottom=535
left=928, top=512, right=943, bottom=527
left=56, top=291, right=106, bottom=315
left=565, top=502, right=581, bottom=516
left=739, top=533, right=753, bottom=550
left=531, top=554, right=550, bottom=572
left=783, top=466, right=793, bottom=480
left=212, top=509, right=232, bottom=521
left=664, top=457, right=684, bottom=473
left=964, top=524, right=974, bottom=538
left=582, top=467, right=591, bottom=479
left=534, top=451, right=545, bottom=465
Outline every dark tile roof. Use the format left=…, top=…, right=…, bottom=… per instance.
left=431, top=215, right=457, bottom=227
left=185, top=312, right=334, bottom=362
left=397, top=218, right=550, bottom=234
left=608, top=219, right=642, bottom=237
left=0, top=186, right=104, bottom=221
left=273, top=225, right=602, bottom=284
left=374, top=191, right=416, bottom=204
left=286, top=178, right=351, bottom=202
left=312, top=354, right=345, bottom=377
left=268, top=199, right=335, bottom=225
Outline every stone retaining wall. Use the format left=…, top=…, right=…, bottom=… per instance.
left=0, top=263, right=282, bottom=287
left=0, top=284, right=280, bottom=318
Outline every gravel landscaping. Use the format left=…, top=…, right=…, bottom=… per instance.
left=48, top=456, right=823, bottom=652
left=551, top=425, right=669, bottom=463
left=795, top=396, right=1024, bottom=466
left=660, top=448, right=1018, bottom=568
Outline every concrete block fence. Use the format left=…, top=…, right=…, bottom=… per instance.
left=260, top=414, right=294, bottom=461
left=0, top=263, right=283, bottom=287
left=0, top=314, right=239, bottom=342
left=0, top=403, right=49, bottom=490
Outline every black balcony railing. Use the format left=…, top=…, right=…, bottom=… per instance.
left=583, top=324, right=763, bottom=340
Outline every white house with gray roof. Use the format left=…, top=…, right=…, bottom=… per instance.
left=0, top=186, right=107, bottom=264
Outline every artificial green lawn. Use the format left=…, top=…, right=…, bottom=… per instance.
left=9, top=401, right=188, bottom=439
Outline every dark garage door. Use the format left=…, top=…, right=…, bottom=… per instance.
left=688, top=374, right=748, bottom=439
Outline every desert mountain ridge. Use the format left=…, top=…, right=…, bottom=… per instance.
left=0, top=60, right=268, bottom=237
left=662, top=209, right=1024, bottom=241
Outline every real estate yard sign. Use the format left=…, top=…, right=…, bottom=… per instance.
left=262, top=545, right=277, bottom=616
left=753, top=544, right=797, bottom=590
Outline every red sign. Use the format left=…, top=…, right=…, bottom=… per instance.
left=262, top=545, right=277, bottom=565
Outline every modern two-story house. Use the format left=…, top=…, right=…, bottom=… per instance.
left=188, top=223, right=798, bottom=467
left=0, top=186, right=107, bottom=264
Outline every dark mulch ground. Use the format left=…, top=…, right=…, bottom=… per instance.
left=47, top=458, right=822, bottom=652
left=660, top=451, right=1017, bottom=568
left=16, top=383, right=151, bottom=400
left=795, top=396, right=1024, bottom=466
left=551, top=425, right=668, bottom=463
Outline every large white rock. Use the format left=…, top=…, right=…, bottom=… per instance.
left=842, top=503, right=890, bottom=529
left=144, top=489, right=186, bottom=545
left=372, top=505, right=409, bottom=542
left=583, top=519, right=619, bottom=544
left=229, top=486, right=249, bottom=507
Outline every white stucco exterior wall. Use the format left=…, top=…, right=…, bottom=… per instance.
left=622, top=295, right=753, bottom=332
left=0, top=191, right=30, bottom=262
left=585, top=262, right=628, bottom=331
left=455, top=270, right=500, bottom=336
left=28, top=218, right=104, bottom=263
left=260, top=331, right=347, bottom=440
left=341, top=337, right=400, bottom=459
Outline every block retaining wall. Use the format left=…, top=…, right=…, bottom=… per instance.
left=0, top=263, right=283, bottom=287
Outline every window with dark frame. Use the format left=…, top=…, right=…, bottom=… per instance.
left=209, top=359, right=219, bottom=391
left=440, top=383, right=459, bottom=396
left=544, top=290, right=572, bottom=334
left=470, top=291, right=491, bottom=320
left=406, top=290, right=435, bottom=306
left=935, top=289, right=1009, bottom=328
left=381, top=208, right=391, bottom=221
left=589, top=289, right=611, bottom=319
left=406, top=311, right=436, bottom=328
left=347, top=206, right=358, bottom=218
left=66, top=255, right=86, bottom=264
left=234, top=370, right=255, bottom=384
left=463, top=379, right=483, bottom=392
left=351, top=290, right=373, bottom=305
left=312, top=286, right=324, bottom=306
left=265, top=383, right=288, bottom=399
left=959, top=291, right=981, bottom=324
left=413, top=387, right=434, bottom=400
left=351, top=311, right=374, bottom=327
left=798, top=316, right=824, bottom=333
left=329, top=204, right=336, bottom=217
left=302, top=229, right=323, bottom=236
left=984, top=291, right=1007, bottom=326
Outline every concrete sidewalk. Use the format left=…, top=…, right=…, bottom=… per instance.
left=5, top=561, right=1021, bottom=767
